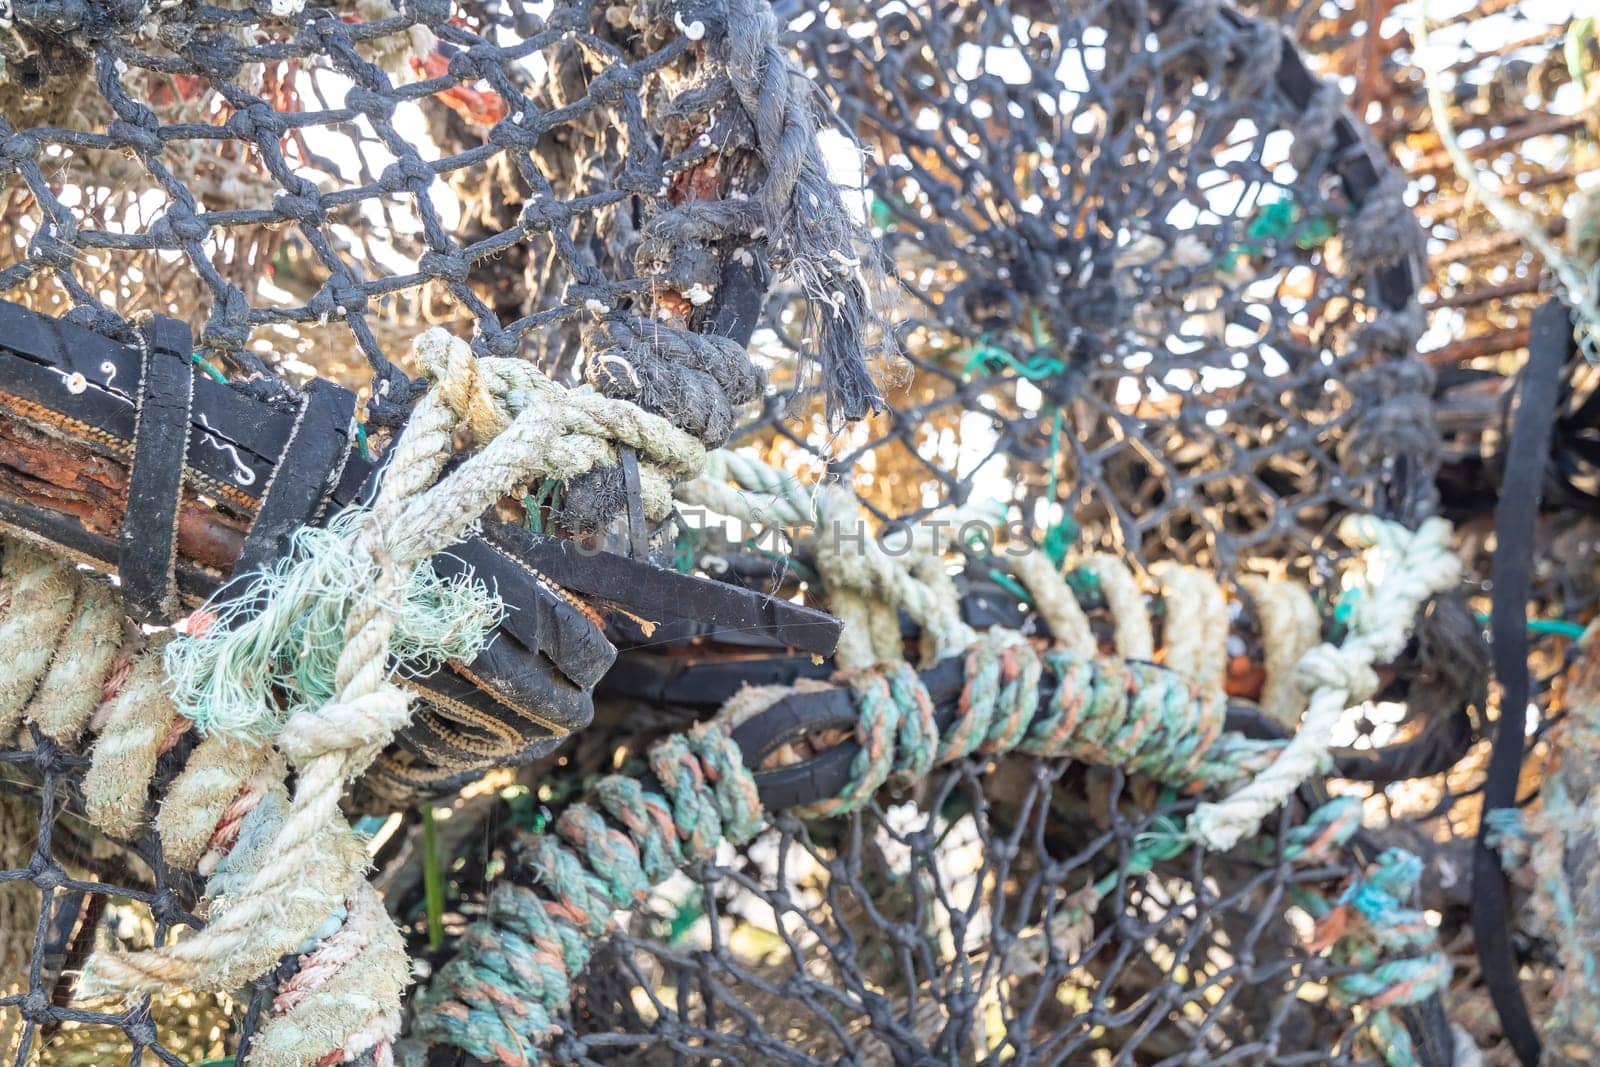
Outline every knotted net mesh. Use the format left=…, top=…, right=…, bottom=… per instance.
left=0, top=0, right=1583, bottom=1063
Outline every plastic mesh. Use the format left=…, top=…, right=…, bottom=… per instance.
left=0, top=0, right=1583, bottom=1063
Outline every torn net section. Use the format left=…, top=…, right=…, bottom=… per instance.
left=0, top=0, right=1579, bottom=1063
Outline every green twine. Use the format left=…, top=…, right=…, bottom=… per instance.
left=663, top=885, right=706, bottom=944
left=1064, top=564, right=1101, bottom=607
left=672, top=525, right=696, bottom=574
left=868, top=192, right=894, bottom=231
left=986, top=567, right=1034, bottom=605
left=1219, top=193, right=1336, bottom=271
left=164, top=509, right=503, bottom=740
left=190, top=351, right=228, bottom=385
left=1337, top=599, right=1584, bottom=642
left=1473, top=610, right=1587, bottom=641
left=960, top=343, right=1066, bottom=383
left=1568, top=16, right=1596, bottom=90
left=523, top=480, right=561, bottom=533
left=1090, top=811, right=1188, bottom=901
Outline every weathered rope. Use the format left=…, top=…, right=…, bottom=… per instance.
left=414, top=721, right=762, bottom=1064
left=1488, top=621, right=1600, bottom=1059
left=727, top=479, right=1247, bottom=792
left=1239, top=575, right=1321, bottom=730
left=682, top=451, right=1462, bottom=845
left=0, top=543, right=390, bottom=1065
left=413, top=660, right=1437, bottom=1064
left=710, top=0, right=891, bottom=420
left=1277, top=796, right=1455, bottom=1067
left=0, top=541, right=95, bottom=739
left=677, top=447, right=822, bottom=528
left=74, top=327, right=714, bottom=1065
left=81, top=636, right=180, bottom=840
left=415, top=465, right=1461, bottom=1062
left=1188, top=516, right=1461, bottom=850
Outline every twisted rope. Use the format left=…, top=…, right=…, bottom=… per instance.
left=74, top=326, right=715, bottom=1065
left=414, top=722, right=761, bottom=1064
left=1188, top=516, right=1461, bottom=850
left=712, top=0, right=890, bottom=420
left=684, top=452, right=1462, bottom=839
left=414, top=472, right=1460, bottom=1062
left=1239, top=575, right=1322, bottom=730
left=1278, top=797, right=1455, bottom=1067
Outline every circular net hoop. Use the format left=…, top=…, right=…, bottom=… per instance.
left=744, top=0, right=1438, bottom=572
left=0, top=0, right=1583, bottom=1064
left=497, top=2, right=1456, bottom=1062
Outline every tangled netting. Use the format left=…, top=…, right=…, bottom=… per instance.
left=0, top=0, right=1592, bottom=1064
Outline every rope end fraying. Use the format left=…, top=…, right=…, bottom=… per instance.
left=163, top=510, right=504, bottom=743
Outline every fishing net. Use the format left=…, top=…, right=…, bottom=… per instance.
left=0, top=0, right=1589, bottom=1064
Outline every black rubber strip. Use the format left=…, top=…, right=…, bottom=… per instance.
left=1472, top=298, right=1570, bottom=1067
left=119, top=315, right=196, bottom=622
left=485, top=520, right=842, bottom=656
left=432, top=537, right=617, bottom=690
left=230, top=377, right=357, bottom=580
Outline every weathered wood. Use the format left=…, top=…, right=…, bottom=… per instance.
left=1424, top=325, right=1532, bottom=366
left=0, top=413, right=247, bottom=575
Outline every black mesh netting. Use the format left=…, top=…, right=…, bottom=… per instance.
left=0, top=0, right=1589, bottom=1064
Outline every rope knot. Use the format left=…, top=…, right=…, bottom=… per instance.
left=1295, top=644, right=1381, bottom=706
left=276, top=685, right=411, bottom=770
left=416, top=327, right=504, bottom=444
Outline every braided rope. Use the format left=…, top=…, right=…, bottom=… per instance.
left=81, top=637, right=179, bottom=840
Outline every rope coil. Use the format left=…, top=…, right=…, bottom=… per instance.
left=415, top=722, right=761, bottom=1064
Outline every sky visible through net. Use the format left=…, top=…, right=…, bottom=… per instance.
left=0, top=0, right=1583, bottom=1063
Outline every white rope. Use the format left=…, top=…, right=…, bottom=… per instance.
left=677, top=449, right=820, bottom=527
left=1152, top=562, right=1230, bottom=705
left=78, top=329, right=712, bottom=1061
left=1189, top=516, right=1461, bottom=850
left=685, top=455, right=1461, bottom=859
left=1010, top=548, right=1096, bottom=658
left=812, top=484, right=976, bottom=668
left=1240, top=575, right=1321, bottom=730
left=1082, top=555, right=1153, bottom=662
